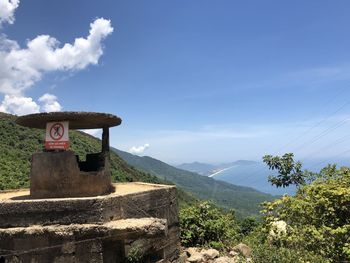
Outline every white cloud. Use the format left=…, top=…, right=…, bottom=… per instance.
left=81, top=129, right=101, bottom=138
left=129, top=143, right=150, bottom=155
left=0, top=92, right=63, bottom=115
left=38, top=93, right=61, bottom=112
left=0, top=18, right=113, bottom=95
left=0, top=94, right=39, bottom=115
left=0, top=0, right=19, bottom=26
left=0, top=1, right=113, bottom=116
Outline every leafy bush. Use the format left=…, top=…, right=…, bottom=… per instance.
left=261, top=157, right=350, bottom=262
left=180, top=201, right=239, bottom=249
left=126, top=242, right=144, bottom=263
left=238, top=216, right=259, bottom=236
left=242, top=227, right=329, bottom=263
left=251, top=242, right=328, bottom=263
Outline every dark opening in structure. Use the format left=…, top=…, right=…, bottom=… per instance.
left=77, top=153, right=105, bottom=172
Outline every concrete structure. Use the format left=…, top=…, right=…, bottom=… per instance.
left=16, top=112, right=122, bottom=198
left=0, top=183, right=180, bottom=262
left=0, top=112, right=181, bottom=262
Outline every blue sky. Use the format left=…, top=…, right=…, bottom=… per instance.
left=1, top=0, right=350, bottom=166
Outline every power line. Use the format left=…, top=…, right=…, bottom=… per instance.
left=228, top=119, right=350, bottom=187
left=307, top=148, right=350, bottom=171
left=290, top=116, right=350, bottom=154
left=216, top=118, right=350, bottom=188
left=276, top=98, right=350, bottom=155
left=300, top=133, right=350, bottom=164
left=224, top=89, right=350, bottom=187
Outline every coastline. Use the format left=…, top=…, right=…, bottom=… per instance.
left=208, top=166, right=236, bottom=177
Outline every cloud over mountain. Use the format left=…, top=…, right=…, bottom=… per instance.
left=0, top=94, right=39, bottom=115
left=129, top=143, right=150, bottom=155
left=38, top=93, right=62, bottom=112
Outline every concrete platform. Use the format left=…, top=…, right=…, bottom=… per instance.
left=0, top=183, right=180, bottom=262
left=0, top=182, right=179, bottom=228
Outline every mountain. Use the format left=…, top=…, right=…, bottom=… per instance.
left=210, top=161, right=295, bottom=195
left=177, top=159, right=295, bottom=195
left=113, top=149, right=276, bottom=217
left=225, top=160, right=258, bottom=166
left=177, top=160, right=260, bottom=176
left=176, top=162, right=216, bottom=175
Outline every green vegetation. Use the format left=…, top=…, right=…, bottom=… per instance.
left=179, top=154, right=349, bottom=262
left=179, top=201, right=327, bottom=262
left=263, top=153, right=304, bottom=187
left=126, top=241, right=144, bottom=263
left=180, top=201, right=239, bottom=249
left=243, top=232, right=328, bottom=263
left=261, top=161, right=350, bottom=262
left=114, top=148, right=275, bottom=217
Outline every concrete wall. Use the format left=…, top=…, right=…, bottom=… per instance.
left=30, top=151, right=113, bottom=198
left=0, top=183, right=180, bottom=263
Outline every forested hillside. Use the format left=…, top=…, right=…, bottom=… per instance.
left=0, top=113, right=197, bottom=207
left=0, top=112, right=163, bottom=190
left=113, top=148, right=276, bottom=217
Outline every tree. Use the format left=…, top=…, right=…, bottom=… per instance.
left=263, top=153, right=304, bottom=187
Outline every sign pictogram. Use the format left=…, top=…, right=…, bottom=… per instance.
left=45, top=121, right=69, bottom=150
left=49, top=123, right=64, bottom=141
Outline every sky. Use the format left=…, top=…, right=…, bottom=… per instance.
left=1, top=0, right=350, bottom=167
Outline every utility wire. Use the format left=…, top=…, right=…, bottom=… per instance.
left=300, top=134, right=350, bottom=164
left=227, top=90, right=350, bottom=186
left=277, top=102, right=350, bottom=154
left=290, top=116, right=350, bottom=154
left=275, top=87, right=350, bottom=155
left=215, top=117, right=350, bottom=187
left=308, top=148, right=350, bottom=171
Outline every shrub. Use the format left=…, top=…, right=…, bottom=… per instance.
left=180, top=201, right=239, bottom=249
left=261, top=164, right=350, bottom=262
left=239, top=216, right=259, bottom=236
left=242, top=227, right=329, bottom=263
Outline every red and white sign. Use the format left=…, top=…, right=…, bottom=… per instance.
left=45, top=121, right=69, bottom=150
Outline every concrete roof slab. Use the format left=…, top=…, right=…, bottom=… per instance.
left=15, top=112, right=122, bottom=129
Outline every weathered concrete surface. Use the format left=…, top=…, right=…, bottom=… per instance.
left=0, top=183, right=178, bottom=228
left=0, top=218, right=167, bottom=252
left=30, top=151, right=114, bottom=198
left=15, top=111, right=122, bottom=129
left=0, top=183, right=181, bottom=262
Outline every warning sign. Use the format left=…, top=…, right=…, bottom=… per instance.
left=45, top=121, right=69, bottom=150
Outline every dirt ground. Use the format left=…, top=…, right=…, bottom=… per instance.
left=0, top=182, right=167, bottom=201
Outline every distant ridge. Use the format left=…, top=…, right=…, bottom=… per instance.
left=177, top=160, right=258, bottom=176
left=176, top=159, right=295, bottom=195
left=113, top=148, right=276, bottom=217
left=176, top=162, right=216, bottom=175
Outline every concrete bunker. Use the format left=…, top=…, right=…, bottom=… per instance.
left=16, top=112, right=122, bottom=198
left=0, top=111, right=181, bottom=262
